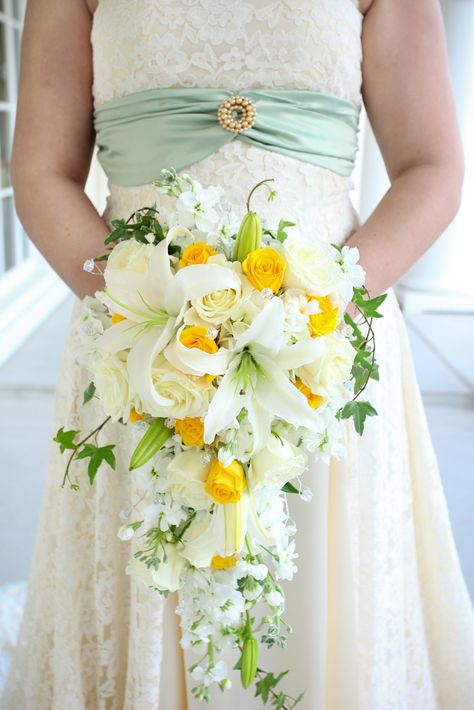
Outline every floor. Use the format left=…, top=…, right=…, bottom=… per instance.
left=0, top=297, right=473, bottom=603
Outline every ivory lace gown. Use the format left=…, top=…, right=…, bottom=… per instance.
left=3, top=1, right=474, bottom=708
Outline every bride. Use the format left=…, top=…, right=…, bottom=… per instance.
left=2, top=0, right=474, bottom=708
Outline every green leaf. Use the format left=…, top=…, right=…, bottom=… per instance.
left=353, top=289, right=387, bottom=319
left=291, top=692, right=306, bottom=708
left=53, top=427, right=79, bottom=453
left=276, top=219, right=296, bottom=243
left=76, top=443, right=116, bottom=485
left=343, top=312, right=365, bottom=346
left=351, top=363, right=370, bottom=394
left=281, top=481, right=299, bottom=494
left=337, top=400, right=377, bottom=435
left=82, top=382, right=96, bottom=404
left=273, top=693, right=287, bottom=709
left=255, top=671, right=289, bottom=704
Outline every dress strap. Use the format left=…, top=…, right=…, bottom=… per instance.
left=93, top=87, right=360, bottom=187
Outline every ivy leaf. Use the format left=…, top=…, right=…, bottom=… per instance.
left=255, top=671, right=289, bottom=704
left=273, top=693, right=287, bottom=709
left=281, top=481, right=299, bottom=494
left=337, top=400, right=377, bottom=435
left=353, top=289, right=387, bottom=319
left=351, top=363, right=370, bottom=394
left=53, top=427, right=79, bottom=453
left=83, top=382, right=96, bottom=404
left=76, top=443, right=116, bottom=485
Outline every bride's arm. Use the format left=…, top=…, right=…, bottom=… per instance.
left=11, top=0, right=108, bottom=299
left=347, top=0, right=464, bottom=296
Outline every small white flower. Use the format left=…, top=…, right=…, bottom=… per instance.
left=300, top=488, right=313, bottom=503
left=266, top=590, right=284, bottom=608
left=117, top=524, right=135, bottom=541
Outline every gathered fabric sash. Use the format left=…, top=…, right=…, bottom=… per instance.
left=93, top=87, right=360, bottom=187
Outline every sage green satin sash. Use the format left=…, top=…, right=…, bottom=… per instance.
left=93, top=87, right=360, bottom=187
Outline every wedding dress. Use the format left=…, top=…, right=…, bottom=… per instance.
left=2, top=1, right=474, bottom=708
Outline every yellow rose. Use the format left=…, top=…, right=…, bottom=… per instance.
left=307, top=295, right=339, bottom=337
left=175, top=417, right=205, bottom=446
left=179, top=326, right=218, bottom=353
left=179, top=242, right=217, bottom=267
left=211, top=554, right=237, bottom=569
left=294, top=376, right=323, bottom=409
left=205, top=459, right=246, bottom=504
left=242, top=247, right=286, bottom=294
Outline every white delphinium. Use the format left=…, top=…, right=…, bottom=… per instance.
left=331, top=243, right=365, bottom=306
left=191, top=659, right=229, bottom=687
left=154, top=491, right=188, bottom=531
left=274, top=538, right=299, bottom=581
left=174, top=181, right=224, bottom=232
left=280, top=287, right=313, bottom=342
left=74, top=295, right=111, bottom=367
left=218, top=417, right=254, bottom=467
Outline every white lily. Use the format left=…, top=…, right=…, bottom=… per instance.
left=96, top=226, right=240, bottom=409
left=203, top=296, right=326, bottom=453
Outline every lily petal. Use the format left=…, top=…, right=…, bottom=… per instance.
left=234, top=297, right=285, bottom=356
left=275, top=338, right=327, bottom=371
left=95, top=318, right=141, bottom=354
left=203, top=358, right=247, bottom=444
left=255, top=353, right=319, bottom=431
left=246, top=397, right=272, bottom=455
left=127, top=320, right=177, bottom=413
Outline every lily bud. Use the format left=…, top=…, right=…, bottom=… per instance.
left=240, top=635, right=259, bottom=689
left=233, top=211, right=262, bottom=262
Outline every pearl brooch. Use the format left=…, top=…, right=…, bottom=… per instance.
left=218, top=95, right=257, bottom=133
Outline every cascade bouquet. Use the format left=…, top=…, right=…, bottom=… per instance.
left=55, top=167, right=385, bottom=707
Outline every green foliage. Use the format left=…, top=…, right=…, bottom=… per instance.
left=352, top=288, right=387, bottom=319
left=340, top=286, right=386, bottom=435
left=53, top=427, right=79, bottom=453
left=263, top=218, right=296, bottom=244
left=104, top=206, right=165, bottom=248
left=75, top=443, right=116, bottom=485
left=337, top=400, right=377, bottom=435
left=82, top=382, right=96, bottom=405
left=281, top=481, right=299, bottom=494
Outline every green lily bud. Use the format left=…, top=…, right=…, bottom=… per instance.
left=233, top=210, right=262, bottom=262
left=240, top=635, right=259, bottom=689
left=129, top=417, right=172, bottom=470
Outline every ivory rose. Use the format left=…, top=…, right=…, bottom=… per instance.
left=250, top=434, right=308, bottom=490
left=165, top=450, right=212, bottom=510
left=92, top=353, right=130, bottom=422
left=282, top=234, right=343, bottom=296
left=296, top=332, right=356, bottom=397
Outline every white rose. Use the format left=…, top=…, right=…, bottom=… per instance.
left=297, top=332, right=355, bottom=397
left=106, top=239, right=154, bottom=274
left=282, top=234, right=343, bottom=295
left=179, top=511, right=218, bottom=568
left=250, top=434, right=308, bottom=490
left=93, top=353, right=130, bottom=421
left=126, top=543, right=187, bottom=592
left=144, top=354, right=215, bottom=419
left=165, top=450, right=212, bottom=510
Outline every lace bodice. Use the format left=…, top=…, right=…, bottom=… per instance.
left=91, top=0, right=363, bottom=109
